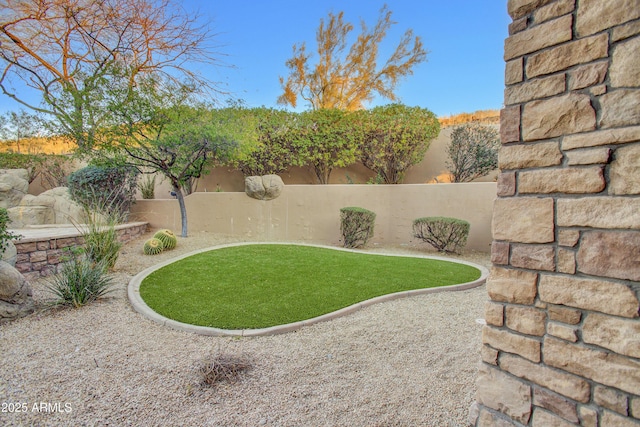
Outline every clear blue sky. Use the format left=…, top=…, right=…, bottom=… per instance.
left=196, top=0, right=511, bottom=116
left=0, top=1, right=510, bottom=118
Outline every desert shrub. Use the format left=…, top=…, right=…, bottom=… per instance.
left=340, top=207, right=376, bottom=248
left=138, top=174, right=156, bottom=199
left=447, top=123, right=499, bottom=182
left=0, top=208, right=21, bottom=255
left=67, top=164, right=138, bottom=219
left=82, top=214, right=122, bottom=270
left=45, top=249, right=115, bottom=307
left=412, top=217, right=470, bottom=254
left=198, top=353, right=252, bottom=387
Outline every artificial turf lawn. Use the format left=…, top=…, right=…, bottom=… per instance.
left=139, top=244, right=481, bottom=329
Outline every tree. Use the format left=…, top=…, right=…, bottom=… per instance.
left=105, top=82, right=239, bottom=237
left=233, top=108, right=301, bottom=177
left=446, top=123, right=500, bottom=182
left=278, top=5, right=427, bottom=111
left=0, top=109, right=46, bottom=153
left=0, top=0, right=216, bottom=151
left=357, top=104, right=439, bottom=184
left=292, top=109, right=360, bottom=184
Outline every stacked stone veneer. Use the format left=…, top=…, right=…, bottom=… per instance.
left=13, top=223, right=147, bottom=281
left=475, top=0, right=640, bottom=426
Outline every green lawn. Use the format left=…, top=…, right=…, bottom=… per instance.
left=139, top=244, right=481, bottom=329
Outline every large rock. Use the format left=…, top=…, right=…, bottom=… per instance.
left=7, top=187, right=86, bottom=227
left=0, top=260, right=35, bottom=323
left=244, top=175, right=284, bottom=200
left=0, top=169, right=29, bottom=209
left=1, top=241, right=17, bottom=267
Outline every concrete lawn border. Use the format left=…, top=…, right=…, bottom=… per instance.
left=128, top=242, right=490, bottom=337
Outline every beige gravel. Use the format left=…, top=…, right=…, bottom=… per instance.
left=1, top=230, right=490, bottom=426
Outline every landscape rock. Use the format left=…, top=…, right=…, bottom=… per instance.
left=7, top=187, right=86, bottom=227
left=245, top=175, right=284, bottom=200
left=1, top=240, right=17, bottom=267
left=0, top=169, right=29, bottom=209
left=0, top=260, right=34, bottom=323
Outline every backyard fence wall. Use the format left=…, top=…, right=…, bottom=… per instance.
left=474, top=0, right=640, bottom=426
left=130, top=183, right=496, bottom=252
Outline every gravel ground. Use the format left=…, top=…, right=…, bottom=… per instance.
left=0, top=231, right=490, bottom=427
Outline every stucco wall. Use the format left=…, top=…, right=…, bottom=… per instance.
left=130, top=183, right=496, bottom=252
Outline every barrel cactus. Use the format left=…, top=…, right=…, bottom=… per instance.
left=153, top=229, right=177, bottom=250
left=143, top=238, right=164, bottom=255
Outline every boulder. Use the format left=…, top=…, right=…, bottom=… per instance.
left=0, top=260, right=35, bottom=323
left=245, top=175, right=284, bottom=200
left=0, top=169, right=29, bottom=209
left=7, top=187, right=86, bottom=227
left=1, top=241, right=17, bottom=267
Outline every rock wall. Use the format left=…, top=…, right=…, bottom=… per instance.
left=474, top=1, right=640, bottom=426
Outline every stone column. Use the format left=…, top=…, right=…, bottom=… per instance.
left=474, top=0, right=640, bottom=425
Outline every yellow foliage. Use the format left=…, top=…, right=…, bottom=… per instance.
left=0, top=136, right=75, bottom=155
left=438, top=110, right=500, bottom=128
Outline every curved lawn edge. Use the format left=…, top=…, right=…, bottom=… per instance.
left=128, top=242, right=489, bottom=337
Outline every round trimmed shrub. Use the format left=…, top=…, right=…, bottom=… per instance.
left=143, top=238, right=164, bottom=255
left=340, top=207, right=376, bottom=248
left=153, top=229, right=177, bottom=250
left=412, top=216, right=470, bottom=254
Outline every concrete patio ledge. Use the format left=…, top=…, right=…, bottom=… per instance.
left=128, top=242, right=489, bottom=337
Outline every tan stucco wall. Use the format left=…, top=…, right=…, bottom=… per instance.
left=130, top=182, right=496, bottom=252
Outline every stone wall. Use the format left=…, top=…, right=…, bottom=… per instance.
left=14, top=222, right=147, bottom=281
left=474, top=1, right=640, bottom=426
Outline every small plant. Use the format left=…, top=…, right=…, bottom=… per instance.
left=138, top=174, right=156, bottom=199
left=198, top=353, right=252, bottom=387
left=81, top=212, right=123, bottom=270
left=45, top=249, right=115, bottom=307
left=144, top=238, right=164, bottom=255
left=0, top=207, right=21, bottom=255
left=153, top=229, right=177, bottom=250
left=412, top=216, right=470, bottom=254
left=340, top=207, right=376, bottom=248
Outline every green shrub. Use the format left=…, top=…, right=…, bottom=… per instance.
left=67, top=165, right=138, bottom=219
left=412, top=216, right=470, bottom=254
left=0, top=208, right=21, bottom=255
left=45, top=250, right=115, bottom=307
left=144, top=238, right=164, bottom=255
left=153, top=229, right=177, bottom=250
left=340, top=207, right=376, bottom=248
left=82, top=217, right=122, bottom=270
left=138, top=174, right=156, bottom=199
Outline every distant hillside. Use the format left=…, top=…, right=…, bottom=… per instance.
left=0, top=136, right=75, bottom=155
left=438, top=109, right=500, bottom=128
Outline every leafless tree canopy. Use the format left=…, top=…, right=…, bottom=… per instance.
left=0, top=0, right=219, bottom=148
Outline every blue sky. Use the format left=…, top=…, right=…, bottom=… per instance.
left=0, top=1, right=510, bottom=118
left=198, top=0, right=510, bottom=116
